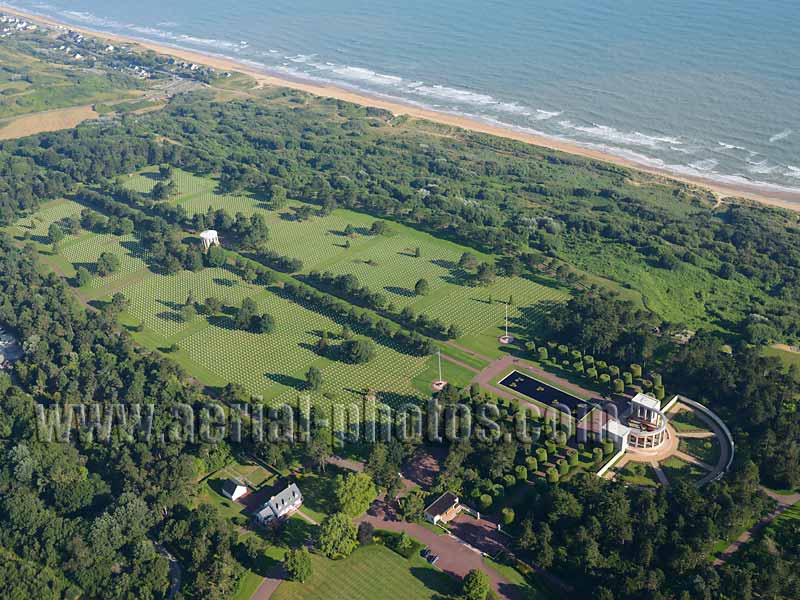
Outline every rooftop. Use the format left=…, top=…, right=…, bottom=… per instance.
left=424, top=491, right=459, bottom=518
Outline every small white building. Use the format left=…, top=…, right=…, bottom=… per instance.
left=255, top=483, right=303, bottom=524
left=602, top=419, right=632, bottom=451
left=424, top=492, right=461, bottom=525
left=200, top=229, right=220, bottom=251
left=221, top=478, right=248, bottom=502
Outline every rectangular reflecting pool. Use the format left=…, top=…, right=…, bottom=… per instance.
left=498, top=370, right=587, bottom=416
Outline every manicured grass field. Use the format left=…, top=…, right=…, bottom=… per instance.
left=679, top=436, right=721, bottom=466
left=271, top=544, right=459, bottom=600
left=660, top=456, right=707, bottom=485
left=122, top=169, right=569, bottom=351
left=669, top=408, right=711, bottom=433
left=617, top=462, right=659, bottom=487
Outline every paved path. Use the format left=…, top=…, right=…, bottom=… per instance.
left=650, top=461, right=669, bottom=486
left=250, top=565, right=287, bottom=600
left=713, top=495, right=798, bottom=566
left=675, top=430, right=715, bottom=439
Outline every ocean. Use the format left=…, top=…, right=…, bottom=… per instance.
left=6, top=0, right=800, bottom=194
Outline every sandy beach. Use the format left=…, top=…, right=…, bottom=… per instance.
left=3, top=4, right=800, bottom=212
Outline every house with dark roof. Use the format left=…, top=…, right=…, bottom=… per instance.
left=255, top=483, right=303, bottom=524
left=424, top=491, right=461, bottom=525
left=222, top=478, right=248, bottom=502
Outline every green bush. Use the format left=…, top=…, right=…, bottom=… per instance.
left=609, top=365, right=620, bottom=377
left=570, top=350, right=582, bottom=361
left=567, top=448, right=578, bottom=466
left=613, top=378, right=625, bottom=393
left=596, top=360, right=608, bottom=372
left=599, top=373, right=611, bottom=385
left=537, top=347, right=548, bottom=361
left=545, top=440, right=557, bottom=455
left=554, top=431, right=567, bottom=447
left=503, top=474, right=516, bottom=488
left=546, top=468, right=559, bottom=483
left=583, top=355, right=594, bottom=366
left=501, top=507, right=515, bottom=525
left=642, top=379, right=653, bottom=390
left=654, top=385, right=665, bottom=400
left=586, top=367, right=598, bottom=380
left=479, top=494, right=493, bottom=510
left=557, top=459, right=569, bottom=475
left=593, top=447, right=604, bottom=465
left=558, top=344, right=569, bottom=357
left=536, top=447, right=548, bottom=464
left=651, top=373, right=662, bottom=387
left=602, top=440, right=615, bottom=456
left=623, top=371, right=633, bottom=385
left=515, top=465, right=528, bottom=482
left=630, top=363, right=642, bottom=378
left=573, top=360, right=584, bottom=373
left=526, top=457, right=538, bottom=472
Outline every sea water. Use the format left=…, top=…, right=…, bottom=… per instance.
left=6, top=0, right=800, bottom=194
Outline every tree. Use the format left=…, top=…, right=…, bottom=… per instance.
left=462, top=569, right=491, bottom=600
left=235, top=297, right=258, bottom=330
left=476, top=262, right=496, bottom=286
left=414, top=246, right=421, bottom=257
left=370, top=220, right=387, bottom=235
left=459, top=251, right=478, bottom=271
left=180, top=303, right=196, bottom=322
left=270, top=184, right=287, bottom=209
left=250, top=313, right=275, bottom=333
left=204, top=296, right=222, bottom=314
left=341, top=338, right=376, bottom=364
left=206, top=245, right=226, bottom=266
left=414, top=278, right=430, bottom=296
left=48, top=222, right=64, bottom=245
left=335, top=472, right=376, bottom=517
left=317, top=513, right=358, bottom=558
left=96, top=252, right=121, bottom=276
left=75, top=266, right=91, bottom=287
left=284, top=547, right=312, bottom=582
left=357, top=521, right=375, bottom=545
left=306, top=366, right=323, bottom=391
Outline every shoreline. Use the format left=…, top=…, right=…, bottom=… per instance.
left=4, top=4, right=800, bottom=212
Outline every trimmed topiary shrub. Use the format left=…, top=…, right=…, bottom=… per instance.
left=557, top=459, right=569, bottom=475
left=503, top=474, right=516, bottom=488
left=599, top=373, right=611, bottom=385
left=526, top=457, right=538, bottom=472
left=586, top=367, right=598, bottom=380
left=583, top=355, right=594, bottom=366
left=546, top=468, right=559, bottom=483
left=613, top=378, right=625, bottom=393
left=567, top=448, right=579, bottom=466
left=630, top=363, right=642, bottom=378
left=570, top=350, right=582, bottom=361
left=479, top=494, right=493, bottom=510
left=536, top=447, right=548, bottom=464
left=623, top=371, right=633, bottom=385
left=654, top=385, right=665, bottom=400
left=609, top=365, right=620, bottom=378
left=573, top=360, right=584, bottom=373
left=596, top=360, right=608, bottom=372
left=545, top=440, right=557, bottom=455
left=602, top=440, right=615, bottom=456
left=642, top=379, right=653, bottom=390
left=515, top=465, right=528, bottom=482
left=558, top=344, right=569, bottom=357
left=537, top=347, right=548, bottom=361
left=593, top=447, right=604, bottom=465
left=501, top=507, right=515, bottom=525
left=651, top=373, right=662, bottom=387
left=554, top=431, right=567, bottom=447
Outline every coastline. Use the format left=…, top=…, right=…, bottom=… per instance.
left=3, top=4, right=800, bottom=212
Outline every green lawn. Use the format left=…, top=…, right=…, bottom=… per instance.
left=763, top=345, right=800, bottom=370
left=617, top=462, right=659, bottom=487
left=679, top=436, right=721, bottom=466
left=660, top=456, right=707, bottom=485
left=271, top=544, right=459, bottom=600
left=291, top=466, right=349, bottom=523
left=483, top=557, right=553, bottom=600
left=669, top=408, right=711, bottom=433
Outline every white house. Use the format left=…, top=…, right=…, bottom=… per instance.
left=221, top=478, right=248, bottom=502
left=423, top=492, right=461, bottom=525
left=255, top=483, right=303, bottom=524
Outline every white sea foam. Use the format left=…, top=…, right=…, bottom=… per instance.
left=746, top=159, right=780, bottom=175
left=532, top=109, right=561, bottom=121
left=769, top=129, right=792, bottom=143
left=558, top=121, right=682, bottom=148
left=689, top=159, right=718, bottom=171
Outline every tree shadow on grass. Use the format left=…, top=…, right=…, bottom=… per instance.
left=157, top=299, right=184, bottom=311
left=207, top=314, right=238, bottom=330
left=155, top=310, right=183, bottom=323
left=213, top=277, right=237, bottom=287
left=264, top=372, right=306, bottom=390
left=384, top=286, right=416, bottom=298
left=409, top=567, right=460, bottom=598
left=296, top=469, right=342, bottom=519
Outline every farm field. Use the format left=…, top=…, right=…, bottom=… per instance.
left=271, top=544, right=459, bottom=600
